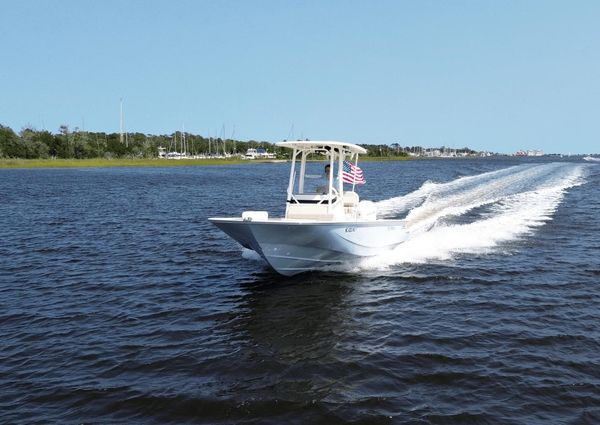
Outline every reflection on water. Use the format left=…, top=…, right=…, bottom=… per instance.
left=210, top=273, right=361, bottom=405
left=236, top=274, right=356, bottom=361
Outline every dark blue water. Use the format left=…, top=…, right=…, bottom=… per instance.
left=1, top=158, right=599, bottom=424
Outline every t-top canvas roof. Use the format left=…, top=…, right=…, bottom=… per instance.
left=276, top=141, right=367, bottom=155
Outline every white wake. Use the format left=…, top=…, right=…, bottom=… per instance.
left=356, top=162, right=586, bottom=270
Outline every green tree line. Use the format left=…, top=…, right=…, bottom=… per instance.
left=0, top=124, right=409, bottom=159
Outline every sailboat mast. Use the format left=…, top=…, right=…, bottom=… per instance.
left=231, top=125, right=236, bottom=154
left=183, top=124, right=186, bottom=155
left=119, top=98, right=124, bottom=145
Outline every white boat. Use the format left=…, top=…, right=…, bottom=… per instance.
left=244, top=147, right=277, bottom=159
left=209, top=141, right=408, bottom=276
left=583, top=156, right=600, bottom=162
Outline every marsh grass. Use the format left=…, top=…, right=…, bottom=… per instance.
left=0, top=158, right=251, bottom=168
left=0, top=156, right=412, bottom=169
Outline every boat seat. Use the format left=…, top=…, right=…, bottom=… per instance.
left=286, top=202, right=342, bottom=220
left=343, top=191, right=359, bottom=207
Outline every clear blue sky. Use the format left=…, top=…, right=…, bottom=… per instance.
left=1, top=0, right=599, bottom=154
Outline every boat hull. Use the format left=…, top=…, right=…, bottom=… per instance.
left=208, top=218, right=408, bottom=276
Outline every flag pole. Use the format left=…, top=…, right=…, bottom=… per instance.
left=352, top=152, right=358, bottom=193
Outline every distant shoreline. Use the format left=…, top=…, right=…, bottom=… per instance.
left=0, top=156, right=413, bottom=169
left=2, top=155, right=559, bottom=169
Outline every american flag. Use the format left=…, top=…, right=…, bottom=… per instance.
left=342, top=160, right=366, bottom=185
